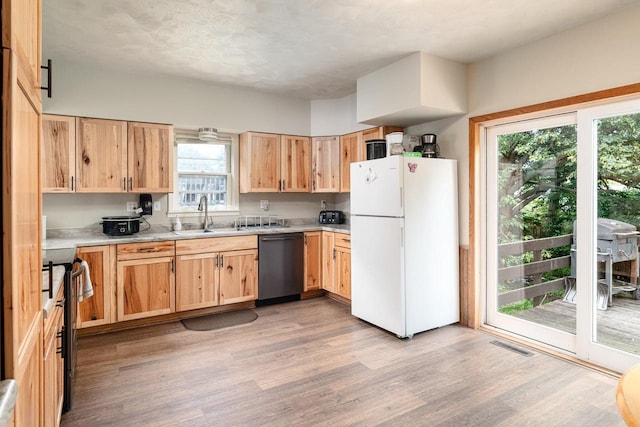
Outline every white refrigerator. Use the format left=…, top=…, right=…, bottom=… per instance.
left=350, top=156, right=459, bottom=338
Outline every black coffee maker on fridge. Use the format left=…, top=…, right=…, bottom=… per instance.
left=420, top=134, right=440, bottom=158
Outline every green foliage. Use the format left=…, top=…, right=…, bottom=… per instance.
left=499, top=299, right=533, bottom=315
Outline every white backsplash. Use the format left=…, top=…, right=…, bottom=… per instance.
left=43, top=192, right=344, bottom=230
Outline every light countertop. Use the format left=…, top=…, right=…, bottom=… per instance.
left=44, top=223, right=350, bottom=250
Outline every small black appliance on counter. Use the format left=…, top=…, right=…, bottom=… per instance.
left=319, top=210, right=345, bottom=224
left=101, top=216, right=140, bottom=236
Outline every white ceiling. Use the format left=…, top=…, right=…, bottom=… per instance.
left=43, top=0, right=640, bottom=100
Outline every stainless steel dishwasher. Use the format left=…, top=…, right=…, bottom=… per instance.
left=258, top=232, right=304, bottom=304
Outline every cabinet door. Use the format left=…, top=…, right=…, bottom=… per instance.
left=42, top=318, right=56, bottom=427
left=176, top=253, right=219, bottom=311
left=321, top=232, right=335, bottom=292
left=117, top=256, right=175, bottom=321
left=76, top=117, right=127, bottom=193
left=2, top=0, right=41, bottom=103
left=340, top=132, right=361, bottom=192
left=219, top=249, right=258, bottom=304
left=281, top=135, right=310, bottom=192
left=77, top=245, right=115, bottom=328
left=240, top=132, right=281, bottom=192
left=42, top=114, right=76, bottom=192
left=128, top=122, right=173, bottom=193
left=311, top=136, right=340, bottom=193
left=335, top=246, right=352, bottom=300
left=304, top=232, right=322, bottom=291
left=361, top=127, right=383, bottom=142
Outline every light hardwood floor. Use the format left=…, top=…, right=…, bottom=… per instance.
left=62, top=297, right=623, bottom=426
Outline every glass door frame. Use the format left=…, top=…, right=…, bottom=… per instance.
left=576, top=98, right=640, bottom=372
left=484, top=113, right=578, bottom=353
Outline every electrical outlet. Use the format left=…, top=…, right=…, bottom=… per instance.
left=126, top=202, right=137, bottom=212
left=153, top=201, right=161, bottom=211
left=260, top=200, right=269, bottom=211
left=321, top=200, right=327, bottom=210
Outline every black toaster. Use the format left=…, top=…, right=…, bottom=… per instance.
left=319, top=210, right=345, bottom=224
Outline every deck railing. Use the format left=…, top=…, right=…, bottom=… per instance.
left=498, top=234, right=573, bottom=306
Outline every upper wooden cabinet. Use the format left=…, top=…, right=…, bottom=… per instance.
left=2, top=0, right=42, bottom=103
left=311, top=136, right=340, bottom=193
left=76, top=118, right=128, bottom=193
left=240, top=132, right=310, bottom=193
left=128, top=122, right=174, bottom=193
left=340, top=132, right=362, bottom=193
left=42, top=114, right=76, bottom=192
left=281, top=134, right=311, bottom=192
left=43, top=116, right=173, bottom=193
left=361, top=126, right=404, bottom=143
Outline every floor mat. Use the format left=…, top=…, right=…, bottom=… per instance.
left=181, top=310, right=258, bottom=331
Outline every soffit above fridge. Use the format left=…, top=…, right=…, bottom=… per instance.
left=356, top=52, right=468, bottom=127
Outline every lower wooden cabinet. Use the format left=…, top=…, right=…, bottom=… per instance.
left=219, top=249, right=258, bottom=304
left=176, top=252, right=219, bottom=311
left=175, top=236, right=258, bottom=310
left=77, top=245, right=115, bottom=328
left=116, top=241, right=176, bottom=321
left=304, top=231, right=322, bottom=291
left=334, top=234, right=352, bottom=299
left=321, top=232, right=352, bottom=300
left=321, top=231, right=336, bottom=293
left=42, top=285, right=64, bottom=427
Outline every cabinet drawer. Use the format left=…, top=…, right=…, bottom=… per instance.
left=175, top=235, right=257, bottom=255
left=334, top=234, right=351, bottom=249
left=117, top=241, right=175, bottom=260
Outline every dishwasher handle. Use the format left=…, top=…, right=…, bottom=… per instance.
left=260, top=236, right=302, bottom=242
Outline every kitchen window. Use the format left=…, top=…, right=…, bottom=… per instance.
left=168, top=129, right=239, bottom=216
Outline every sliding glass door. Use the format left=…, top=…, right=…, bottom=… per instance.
left=485, top=98, right=640, bottom=372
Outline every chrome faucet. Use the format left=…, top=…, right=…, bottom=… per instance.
left=197, top=195, right=213, bottom=232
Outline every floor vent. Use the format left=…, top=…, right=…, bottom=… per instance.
left=490, top=340, right=534, bottom=357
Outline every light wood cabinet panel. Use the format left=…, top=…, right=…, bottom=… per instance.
left=304, top=232, right=322, bottom=291
left=176, top=253, right=219, bottom=311
left=1, top=0, right=41, bottom=103
left=116, top=240, right=175, bottom=261
left=117, top=256, right=175, bottom=321
left=321, top=232, right=335, bottom=293
left=335, top=245, right=351, bottom=300
left=175, top=235, right=257, bottom=255
left=219, top=249, right=258, bottom=305
left=75, top=117, right=127, bottom=193
left=240, top=132, right=281, bottom=192
left=312, top=136, right=340, bottom=193
left=127, top=122, right=173, bottom=193
left=340, top=131, right=362, bottom=192
left=14, top=323, right=42, bottom=427
left=281, top=135, right=311, bottom=192
left=42, top=288, right=64, bottom=427
left=42, top=114, right=76, bottom=192
left=77, top=245, right=115, bottom=328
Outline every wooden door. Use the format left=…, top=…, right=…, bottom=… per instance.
left=281, top=135, right=310, bottom=192
left=42, top=302, right=63, bottom=427
left=219, top=249, right=258, bottom=304
left=2, top=0, right=42, bottom=103
left=311, top=136, right=340, bottom=193
left=335, top=246, right=351, bottom=300
left=339, top=132, right=361, bottom=192
left=116, top=257, right=175, bottom=321
left=77, top=245, right=115, bottom=328
left=304, top=232, right=322, bottom=291
left=76, top=117, right=127, bottom=193
left=176, top=252, right=219, bottom=311
left=3, top=48, right=44, bottom=427
left=240, top=132, right=281, bottom=192
left=127, top=122, right=173, bottom=193
left=42, top=114, right=76, bottom=192
left=321, top=232, right=335, bottom=292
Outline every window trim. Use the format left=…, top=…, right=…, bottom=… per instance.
left=167, top=130, right=240, bottom=218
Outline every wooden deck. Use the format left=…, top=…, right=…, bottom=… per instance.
left=511, top=295, right=640, bottom=355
